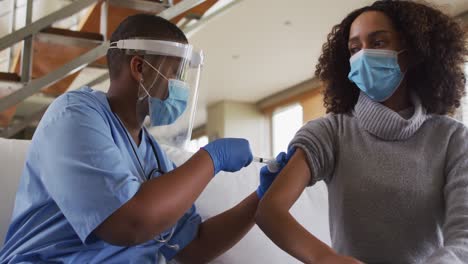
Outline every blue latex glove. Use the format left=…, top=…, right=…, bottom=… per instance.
left=202, top=138, right=253, bottom=176
left=256, top=148, right=296, bottom=199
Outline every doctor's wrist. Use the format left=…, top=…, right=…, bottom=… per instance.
left=198, top=148, right=218, bottom=176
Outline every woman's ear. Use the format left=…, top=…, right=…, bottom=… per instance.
left=129, top=56, right=144, bottom=82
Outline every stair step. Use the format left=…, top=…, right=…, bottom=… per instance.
left=41, top=27, right=104, bottom=41
left=0, top=72, right=21, bottom=83
left=109, top=0, right=167, bottom=13
left=36, top=27, right=104, bottom=48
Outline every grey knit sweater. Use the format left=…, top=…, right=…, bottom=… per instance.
left=289, top=92, right=468, bottom=264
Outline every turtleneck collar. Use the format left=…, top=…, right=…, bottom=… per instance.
left=354, top=92, right=429, bottom=141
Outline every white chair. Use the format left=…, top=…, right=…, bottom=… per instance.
left=0, top=138, right=31, bottom=246
left=0, top=138, right=330, bottom=263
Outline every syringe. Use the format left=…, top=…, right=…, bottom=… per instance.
left=253, top=156, right=280, bottom=173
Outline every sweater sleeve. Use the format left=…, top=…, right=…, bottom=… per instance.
left=426, top=124, right=468, bottom=263
left=288, top=114, right=337, bottom=186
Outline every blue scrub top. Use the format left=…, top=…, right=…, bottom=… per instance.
left=0, top=87, right=201, bottom=263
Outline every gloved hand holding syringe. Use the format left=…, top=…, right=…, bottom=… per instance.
left=253, top=157, right=281, bottom=173
left=254, top=149, right=295, bottom=199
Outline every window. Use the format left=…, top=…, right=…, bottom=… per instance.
left=187, top=135, right=209, bottom=153
left=272, top=103, right=303, bottom=156
left=462, top=63, right=468, bottom=126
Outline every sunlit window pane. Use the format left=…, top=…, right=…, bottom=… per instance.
left=272, top=104, right=303, bottom=156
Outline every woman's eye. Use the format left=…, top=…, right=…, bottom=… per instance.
left=349, top=47, right=360, bottom=55
left=374, top=40, right=385, bottom=47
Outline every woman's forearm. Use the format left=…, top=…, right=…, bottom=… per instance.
left=256, top=201, right=335, bottom=264
left=256, top=149, right=335, bottom=263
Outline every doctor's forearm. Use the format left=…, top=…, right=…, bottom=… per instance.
left=175, top=192, right=259, bottom=263
left=134, top=150, right=216, bottom=231
left=95, top=150, right=216, bottom=246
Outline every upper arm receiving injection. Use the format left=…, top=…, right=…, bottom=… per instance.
left=260, top=149, right=312, bottom=210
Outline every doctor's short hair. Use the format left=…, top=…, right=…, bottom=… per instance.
left=315, top=0, right=467, bottom=115
left=106, top=14, right=188, bottom=80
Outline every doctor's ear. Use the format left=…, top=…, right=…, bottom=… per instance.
left=129, top=56, right=144, bottom=82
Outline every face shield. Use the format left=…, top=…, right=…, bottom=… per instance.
left=109, top=39, right=204, bottom=149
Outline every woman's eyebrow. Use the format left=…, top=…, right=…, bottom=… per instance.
left=368, top=30, right=392, bottom=39
left=348, top=36, right=359, bottom=45
left=348, top=30, right=392, bottom=45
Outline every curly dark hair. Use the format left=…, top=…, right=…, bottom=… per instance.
left=315, top=0, right=467, bottom=114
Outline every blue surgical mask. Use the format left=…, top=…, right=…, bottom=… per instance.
left=140, top=78, right=189, bottom=127
left=348, top=49, right=405, bottom=102
left=139, top=59, right=190, bottom=126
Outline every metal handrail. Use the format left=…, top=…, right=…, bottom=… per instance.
left=0, top=0, right=209, bottom=114
left=0, top=0, right=98, bottom=52
left=0, top=0, right=41, bottom=19
left=0, top=42, right=110, bottom=112
left=0, top=0, right=215, bottom=137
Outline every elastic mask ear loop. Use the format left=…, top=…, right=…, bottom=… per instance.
left=393, top=49, right=408, bottom=93
left=138, top=77, right=151, bottom=101
left=396, top=49, right=408, bottom=75
left=143, top=58, right=168, bottom=94
left=137, top=58, right=167, bottom=100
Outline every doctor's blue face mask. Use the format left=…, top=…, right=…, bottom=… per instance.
left=348, top=49, right=406, bottom=102
left=139, top=59, right=189, bottom=127
left=109, top=38, right=203, bottom=148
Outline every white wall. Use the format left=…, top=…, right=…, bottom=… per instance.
left=207, top=101, right=271, bottom=157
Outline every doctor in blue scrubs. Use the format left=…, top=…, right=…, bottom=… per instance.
left=0, top=14, right=290, bottom=263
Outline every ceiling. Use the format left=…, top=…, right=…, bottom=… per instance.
left=21, top=0, right=468, bottom=128
left=186, top=0, right=468, bottom=127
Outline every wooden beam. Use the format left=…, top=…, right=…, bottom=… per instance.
left=257, top=78, right=322, bottom=114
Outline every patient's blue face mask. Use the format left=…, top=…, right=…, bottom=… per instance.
left=139, top=59, right=189, bottom=127
left=348, top=49, right=406, bottom=102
